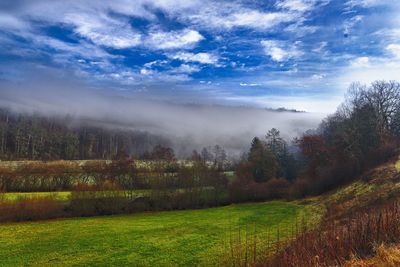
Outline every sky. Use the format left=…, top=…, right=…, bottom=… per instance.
left=0, top=0, right=400, bottom=114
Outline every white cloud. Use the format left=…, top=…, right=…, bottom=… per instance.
left=311, top=74, right=326, bottom=80
left=143, top=60, right=168, bottom=68
left=140, top=68, right=154, bottom=75
left=139, top=66, right=191, bottom=82
left=350, top=56, right=370, bottom=67
left=150, top=0, right=324, bottom=32
left=146, top=29, right=204, bottom=50
left=168, top=52, right=219, bottom=64
left=221, top=11, right=292, bottom=29
left=276, top=0, right=317, bottom=12
left=312, top=41, right=328, bottom=53
left=180, top=2, right=296, bottom=31
left=239, top=83, right=260, bottom=87
left=171, top=64, right=201, bottom=74
left=343, top=15, right=364, bottom=36
left=263, top=44, right=286, bottom=61
left=0, top=13, right=29, bottom=31
left=345, top=0, right=393, bottom=8
left=338, top=56, right=400, bottom=87
left=375, top=28, right=400, bottom=41
left=25, top=34, right=118, bottom=64
left=285, top=23, right=319, bottom=36
left=387, top=44, right=400, bottom=58
left=261, top=40, right=303, bottom=62
left=64, top=13, right=142, bottom=49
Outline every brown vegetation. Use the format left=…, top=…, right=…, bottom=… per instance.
left=0, top=196, right=65, bottom=222
left=344, top=244, right=400, bottom=267
left=262, top=200, right=400, bottom=266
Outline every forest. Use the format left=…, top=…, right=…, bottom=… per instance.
left=0, top=110, right=170, bottom=160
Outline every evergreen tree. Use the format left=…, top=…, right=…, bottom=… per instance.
left=248, top=137, right=278, bottom=182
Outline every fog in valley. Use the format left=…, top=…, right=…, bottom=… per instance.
left=0, top=72, right=323, bottom=157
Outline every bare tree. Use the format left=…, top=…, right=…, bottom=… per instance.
left=362, top=81, right=400, bottom=134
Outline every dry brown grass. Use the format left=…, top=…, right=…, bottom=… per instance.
left=256, top=160, right=400, bottom=267
left=344, top=244, right=400, bottom=267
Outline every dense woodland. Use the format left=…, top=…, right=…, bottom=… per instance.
left=0, top=110, right=170, bottom=160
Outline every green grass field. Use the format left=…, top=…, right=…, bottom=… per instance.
left=0, top=201, right=320, bottom=266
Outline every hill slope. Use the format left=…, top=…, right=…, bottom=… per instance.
left=263, top=157, right=400, bottom=266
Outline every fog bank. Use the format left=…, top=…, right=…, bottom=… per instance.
left=0, top=77, right=324, bottom=157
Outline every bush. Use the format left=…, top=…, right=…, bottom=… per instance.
left=290, top=178, right=311, bottom=198
left=68, top=182, right=129, bottom=216
left=229, top=177, right=290, bottom=203
left=264, top=178, right=290, bottom=199
left=0, top=196, right=65, bottom=222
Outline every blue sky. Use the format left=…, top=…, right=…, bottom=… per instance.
left=0, top=0, right=400, bottom=113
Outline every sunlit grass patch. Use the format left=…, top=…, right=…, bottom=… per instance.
left=1, top=191, right=71, bottom=202
left=396, top=159, right=400, bottom=172
left=0, top=201, right=319, bottom=266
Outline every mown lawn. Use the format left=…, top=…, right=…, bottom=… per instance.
left=0, top=201, right=320, bottom=266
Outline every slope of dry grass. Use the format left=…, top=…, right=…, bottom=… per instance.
left=344, top=244, right=400, bottom=267
left=258, top=158, right=400, bottom=267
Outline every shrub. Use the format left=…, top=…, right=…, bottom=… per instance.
left=68, top=182, right=129, bottom=216
left=0, top=196, right=65, bottom=222
left=290, top=178, right=311, bottom=198
left=229, top=178, right=290, bottom=203
left=264, top=178, right=290, bottom=199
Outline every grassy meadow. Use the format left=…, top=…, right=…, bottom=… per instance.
left=0, top=201, right=320, bottom=266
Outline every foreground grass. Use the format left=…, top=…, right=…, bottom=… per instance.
left=0, top=201, right=319, bottom=266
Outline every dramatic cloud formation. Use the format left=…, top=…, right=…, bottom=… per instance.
left=0, top=0, right=399, bottom=153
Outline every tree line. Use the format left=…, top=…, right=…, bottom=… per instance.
left=0, top=148, right=231, bottom=221
left=0, top=110, right=170, bottom=160
left=233, top=80, right=400, bottom=200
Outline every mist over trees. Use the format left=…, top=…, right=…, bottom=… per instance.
left=0, top=109, right=170, bottom=160
left=0, top=80, right=322, bottom=158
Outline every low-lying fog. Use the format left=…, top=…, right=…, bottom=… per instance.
left=0, top=74, right=324, bottom=157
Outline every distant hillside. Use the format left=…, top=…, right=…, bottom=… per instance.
left=0, top=108, right=170, bottom=160
left=265, top=107, right=306, bottom=113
